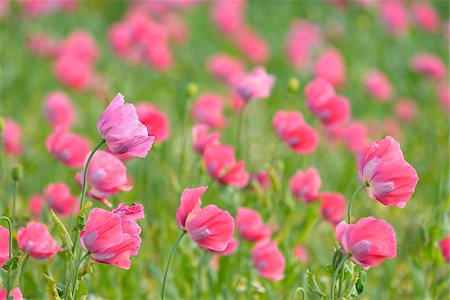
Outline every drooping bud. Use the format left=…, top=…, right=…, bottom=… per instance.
left=12, top=165, right=24, bottom=182
left=287, top=77, right=300, bottom=93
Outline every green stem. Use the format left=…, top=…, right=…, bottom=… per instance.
left=65, top=252, right=90, bottom=300
left=161, top=231, right=186, bottom=300
left=1, top=216, right=13, bottom=299
left=347, top=185, right=366, bottom=224
left=330, top=257, right=348, bottom=300
left=338, top=259, right=346, bottom=297
left=235, top=105, right=246, bottom=158
left=11, top=181, right=18, bottom=225
left=290, top=287, right=306, bottom=300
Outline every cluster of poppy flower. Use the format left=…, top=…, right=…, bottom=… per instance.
left=0, top=0, right=449, bottom=298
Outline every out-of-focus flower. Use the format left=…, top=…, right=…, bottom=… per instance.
left=20, top=0, right=77, bottom=17
left=286, top=19, right=322, bottom=70
left=53, top=54, right=93, bottom=90
left=207, top=54, right=244, bottom=86
left=80, top=203, right=144, bottom=270
left=290, top=168, right=321, bottom=203
left=136, top=103, right=170, bottom=143
left=314, top=48, right=345, bottom=87
left=252, top=241, right=285, bottom=281
left=43, top=91, right=75, bottom=131
left=233, top=26, right=270, bottom=64
left=29, top=194, right=44, bottom=219
left=210, top=237, right=239, bottom=256
left=60, top=30, right=98, bottom=63
left=236, top=67, right=275, bottom=102
left=294, top=245, right=309, bottom=264
left=97, top=93, right=154, bottom=158
left=439, top=234, right=450, bottom=263
left=192, top=124, right=221, bottom=155
left=272, top=110, right=318, bottom=154
left=319, top=192, right=346, bottom=224
left=394, top=99, right=418, bottom=121
left=412, top=3, right=440, bottom=33
left=236, top=208, right=271, bottom=242
left=44, top=183, right=78, bottom=217
left=0, top=288, right=22, bottom=300
left=250, top=171, right=271, bottom=190
left=17, top=221, right=63, bottom=260
left=0, top=225, right=9, bottom=267
left=211, top=0, right=246, bottom=35
left=2, top=119, right=23, bottom=156
left=26, top=33, right=61, bottom=58
left=335, top=217, right=396, bottom=269
left=379, top=1, right=408, bottom=36
left=46, top=132, right=90, bottom=168
left=75, top=150, right=132, bottom=206
left=364, top=69, right=393, bottom=102
left=191, top=93, right=227, bottom=129
left=437, top=84, right=450, bottom=113
left=203, top=145, right=249, bottom=188
left=411, top=53, right=446, bottom=80
left=358, top=136, right=419, bottom=208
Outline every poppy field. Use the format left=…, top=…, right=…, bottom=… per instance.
left=0, top=0, right=449, bottom=299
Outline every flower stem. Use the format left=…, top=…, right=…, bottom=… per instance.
left=330, top=257, right=348, bottom=300
left=11, top=181, right=18, bottom=225
left=65, top=251, right=90, bottom=300
left=290, top=287, right=306, bottom=300
left=1, top=216, right=13, bottom=299
left=235, top=105, right=246, bottom=158
left=347, top=185, right=366, bottom=224
left=161, top=231, right=186, bottom=300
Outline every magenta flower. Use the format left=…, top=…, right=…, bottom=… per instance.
left=0, top=288, right=22, bottom=300
left=80, top=203, right=144, bottom=270
left=53, top=54, right=93, bottom=90
left=272, top=110, right=318, bottom=154
left=358, top=136, right=419, bottom=208
left=75, top=150, right=132, bottom=206
left=210, top=237, right=239, bottom=256
left=289, top=168, right=321, bottom=203
left=236, top=67, right=275, bottom=102
left=236, top=208, right=271, bottom=242
left=286, top=19, right=322, bottom=70
left=0, top=225, right=9, bottom=267
left=412, top=3, right=440, bottom=33
left=305, top=77, right=336, bottom=111
left=97, top=93, right=154, bottom=158
left=46, top=131, right=90, bottom=168
left=379, top=1, right=408, bottom=36
left=203, top=145, right=249, bottom=188
left=394, top=99, right=418, bottom=122
left=314, top=48, right=345, bottom=87
left=28, top=194, right=44, bottom=219
left=233, top=26, right=269, bottom=64
left=411, top=53, right=446, bottom=81
left=192, top=124, right=221, bottom=155
left=176, top=186, right=208, bottom=230
left=207, top=54, right=244, bottom=86
left=43, top=91, right=75, bottom=131
left=364, top=69, right=393, bottom=102
left=191, top=93, right=227, bottom=129
left=252, top=241, right=285, bottom=281
left=2, top=119, right=22, bottom=156
left=17, top=222, right=63, bottom=260
left=294, top=245, right=309, bottom=264
left=136, top=103, right=170, bottom=143
left=319, top=192, right=346, bottom=224
left=439, top=234, right=450, bottom=263
left=43, top=183, right=78, bottom=217
left=335, top=217, right=397, bottom=269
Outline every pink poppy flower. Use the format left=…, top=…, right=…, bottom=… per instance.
left=236, top=208, right=271, bottom=242
left=439, top=234, right=450, bottom=263
left=26, top=33, right=61, bottom=58
left=412, top=3, right=440, bottom=33
left=305, top=77, right=336, bottom=111
left=233, top=26, right=269, bottom=64
left=75, top=150, right=132, bottom=206
left=335, top=217, right=397, bottom=269
left=358, top=136, right=419, bottom=208
left=286, top=19, right=322, bottom=70
left=60, top=30, right=98, bottom=63
left=394, top=99, right=418, bottom=121
left=0, top=225, right=9, bottom=267
left=314, top=48, right=345, bottom=87
left=53, top=54, right=93, bottom=90
left=191, top=93, right=227, bottom=128
left=319, top=192, right=346, bottom=224
left=252, top=241, right=285, bottom=281
left=43, top=91, right=75, bottom=131
left=211, top=0, right=246, bottom=35
left=250, top=171, right=271, bottom=190
left=289, top=168, right=321, bottom=203
left=0, top=0, right=9, bottom=19
left=207, top=54, right=244, bottom=86
left=159, top=13, right=190, bottom=44
left=185, top=205, right=235, bottom=252
left=43, top=183, right=78, bottom=217
left=0, top=288, right=22, bottom=300
left=272, top=110, right=318, bottom=154
left=294, top=245, right=309, bottom=264
left=210, top=237, right=239, bottom=256
left=315, top=95, right=351, bottom=126
left=46, top=132, right=90, bottom=168
left=236, top=67, right=275, bottom=102
left=364, top=70, right=393, bottom=102
left=97, top=93, right=154, bottom=158
left=80, top=203, right=144, bottom=270
left=29, top=194, right=44, bottom=219
left=379, top=1, right=408, bottom=36
left=136, top=103, right=170, bottom=143
left=17, top=221, right=63, bottom=260
left=2, top=119, right=23, bottom=156
left=203, top=145, right=249, bottom=188
left=437, top=84, right=450, bottom=113
left=411, top=53, right=446, bottom=80
left=342, top=122, right=370, bottom=153
left=192, top=124, right=221, bottom=155
left=176, top=186, right=208, bottom=230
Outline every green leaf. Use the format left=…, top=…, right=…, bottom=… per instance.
left=74, top=201, right=93, bottom=232
left=2, top=256, right=19, bottom=272
left=50, top=209, right=73, bottom=258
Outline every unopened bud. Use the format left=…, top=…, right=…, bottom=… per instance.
left=332, top=249, right=344, bottom=270
left=186, top=83, right=198, bottom=98
left=0, top=117, right=4, bottom=133
left=287, top=78, right=300, bottom=93
left=356, top=270, right=366, bottom=294
left=12, top=165, right=23, bottom=182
